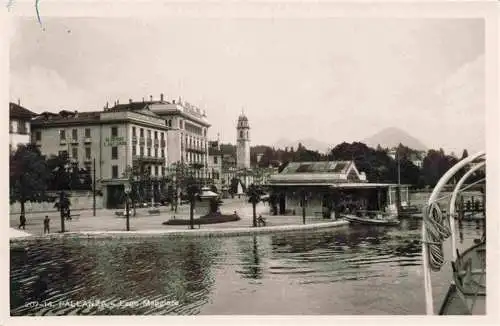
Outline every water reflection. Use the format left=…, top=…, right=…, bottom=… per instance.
left=10, top=221, right=483, bottom=315
left=236, top=236, right=263, bottom=281
left=10, top=238, right=222, bottom=315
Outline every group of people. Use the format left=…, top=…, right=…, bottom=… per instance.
left=18, top=214, right=51, bottom=234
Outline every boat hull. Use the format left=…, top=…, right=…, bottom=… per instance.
left=341, top=214, right=400, bottom=226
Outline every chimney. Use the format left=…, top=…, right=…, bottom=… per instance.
left=116, top=99, right=119, bottom=105
left=150, top=95, right=153, bottom=102
left=160, top=93, right=164, bottom=102
left=106, top=101, right=109, bottom=109
left=129, top=99, right=132, bottom=104
left=17, top=98, right=20, bottom=106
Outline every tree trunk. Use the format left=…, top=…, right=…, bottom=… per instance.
left=252, top=201, right=257, bottom=227
left=20, top=200, right=26, bottom=219
left=189, top=196, right=195, bottom=230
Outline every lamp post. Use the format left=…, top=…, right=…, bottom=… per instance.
left=301, top=189, right=307, bottom=225
left=124, top=182, right=131, bottom=231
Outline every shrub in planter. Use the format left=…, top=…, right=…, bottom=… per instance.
left=162, top=214, right=240, bottom=225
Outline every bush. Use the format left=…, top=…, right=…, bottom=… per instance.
left=162, top=214, right=240, bottom=225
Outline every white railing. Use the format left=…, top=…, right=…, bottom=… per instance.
left=422, top=151, right=485, bottom=315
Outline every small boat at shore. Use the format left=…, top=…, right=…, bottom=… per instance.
left=341, top=212, right=400, bottom=226
left=422, top=151, right=486, bottom=315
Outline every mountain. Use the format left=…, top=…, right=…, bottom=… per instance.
left=362, top=127, right=428, bottom=151
left=272, top=138, right=331, bottom=153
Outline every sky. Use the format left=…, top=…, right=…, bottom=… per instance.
left=10, top=17, right=485, bottom=154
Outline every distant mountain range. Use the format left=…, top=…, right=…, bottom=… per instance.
left=272, top=138, right=332, bottom=154
left=361, top=127, right=428, bottom=151
left=270, top=127, right=427, bottom=154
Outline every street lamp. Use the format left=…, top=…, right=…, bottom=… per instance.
left=124, top=182, right=131, bottom=231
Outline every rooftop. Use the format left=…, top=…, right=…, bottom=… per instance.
left=9, top=102, right=37, bottom=120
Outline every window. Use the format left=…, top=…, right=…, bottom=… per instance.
left=160, top=132, right=164, bottom=140
left=147, top=148, right=151, bottom=157
left=161, top=149, right=165, bottom=158
left=112, top=165, right=118, bottom=179
left=214, top=156, right=218, bottom=164
left=168, top=120, right=172, bottom=127
left=58, top=150, right=68, bottom=159
left=204, top=129, right=207, bottom=137
left=154, top=166, right=158, bottom=176
left=140, top=128, right=144, bottom=137
left=35, top=131, right=42, bottom=141
left=132, top=146, right=136, bottom=156
left=132, top=126, right=136, bottom=136
left=154, top=148, right=158, bottom=157
left=85, top=147, right=91, bottom=159
left=60, top=130, right=66, bottom=140
left=111, top=127, right=118, bottom=137
left=111, top=147, right=118, bottom=160
left=140, top=146, right=144, bottom=157
left=147, top=130, right=151, bottom=139
left=154, top=131, right=158, bottom=139
left=18, top=122, right=28, bottom=134
left=72, top=129, right=78, bottom=140
left=72, top=147, right=78, bottom=160
left=179, top=120, right=183, bottom=129
left=240, top=131, right=244, bottom=138
left=85, top=128, right=91, bottom=138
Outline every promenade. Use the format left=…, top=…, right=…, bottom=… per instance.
left=9, top=198, right=348, bottom=239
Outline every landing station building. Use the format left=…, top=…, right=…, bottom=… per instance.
left=267, top=161, right=409, bottom=217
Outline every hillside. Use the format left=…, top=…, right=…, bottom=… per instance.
left=361, top=127, right=428, bottom=151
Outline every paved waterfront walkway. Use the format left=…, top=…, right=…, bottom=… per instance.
left=9, top=199, right=349, bottom=240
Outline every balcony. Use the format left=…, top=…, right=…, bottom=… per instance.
left=154, top=138, right=159, bottom=147
left=84, top=157, right=92, bottom=163
left=71, top=138, right=79, bottom=144
left=139, top=137, right=145, bottom=145
left=147, top=139, right=153, bottom=147
left=132, top=135, right=137, bottom=143
left=160, top=139, right=166, bottom=147
left=60, top=139, right=67, bottom=146
left=133, top=155, right=165, bottom=165
left=70, top=157, right=79, bottom=164
left=84, top=137, right=92, bottom=144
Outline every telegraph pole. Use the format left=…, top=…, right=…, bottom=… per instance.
left=93, top=157, right=96, bottom=216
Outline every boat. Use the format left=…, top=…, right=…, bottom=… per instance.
left=341, top=212, right=400, bottom=226
left=422, top=151, right=486, bottom=315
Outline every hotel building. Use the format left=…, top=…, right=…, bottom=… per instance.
left=31, top=105, right=170, bottom=208
left=148, top=94, right=211, bottom=179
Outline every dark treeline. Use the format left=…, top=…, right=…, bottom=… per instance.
left=10, top=144, right=94, bottom=216
left=220, top=142, right=481, bottom=189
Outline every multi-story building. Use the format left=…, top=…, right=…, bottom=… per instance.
left=207, top=140, right=223, bottom=190
left=31, top=105, right=170, bottom=208
left=147, top=94, right=211, bottom=179
left=9, top=101, right=36, bottom=152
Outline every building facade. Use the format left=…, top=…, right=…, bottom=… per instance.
left=207, top=140, right=224, bottom=190
left=31, top=106, right=170, bottom=208
left=9, top=102, right=36, bottom=151
left=148, top=94, right=211, bottom=180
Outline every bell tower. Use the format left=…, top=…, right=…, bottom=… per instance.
left=236, top=109, right=250, bottom=169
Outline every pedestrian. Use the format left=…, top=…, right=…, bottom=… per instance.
left=43, top=215, right=50, bottom=234
left=18, top=214, right=26, bottom=230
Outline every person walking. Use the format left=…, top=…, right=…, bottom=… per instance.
left=43, top=215, right=50, bottom=234
left=18, top=214, right=26, bottom=230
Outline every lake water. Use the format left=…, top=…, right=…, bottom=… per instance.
left=10, top=219, right=485, bottom=315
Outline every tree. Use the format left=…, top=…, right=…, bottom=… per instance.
left=461, top=149, right=469, bottom=160
left=10, top=144, right=51, bottom=218
left=247, top=184, right=262, bottom=227
left=186, top=176, right=201, bottom=230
